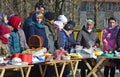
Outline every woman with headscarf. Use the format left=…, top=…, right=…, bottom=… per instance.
left=102, top=17, right=119, bottom=77
left=0, top=24, right=11, bottom=57
left=8, top=15, right=25, bottom=54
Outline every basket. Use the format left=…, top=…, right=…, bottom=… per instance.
left=28, top=35, right=43, bottom=49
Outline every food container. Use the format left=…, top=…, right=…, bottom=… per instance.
left=12, top=53, right=21, bottom=58
left=12, top=53, right=32, bottom=64
left=62, top=56, right=71, bottom=60
left=21, top=54, right=32, bottom=64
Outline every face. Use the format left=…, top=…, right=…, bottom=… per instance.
left=68, top=30, right=73, bottom=35
left=36, top=7, right=45, bottom=14
left=109, top=20, right=116, bottom=27
left=40, top=7, right=45, bottom=14
left=50, top=20, right=55, bottom=24
left=63, top=22, right=67, bottom=26
left=86, top=22, right=93, bottom=30
left=3, top=33, right=10, bottom=39
left=18, top=22, right=21, bottom=29
left=36, top=17, right=43, bottom=23
left=3, top=15, right=8, bottom=23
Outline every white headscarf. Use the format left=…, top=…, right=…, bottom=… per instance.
left=57, top=15, right=68, bottom=24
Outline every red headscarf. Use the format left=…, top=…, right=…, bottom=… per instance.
left=0, top=24, right=11, bottom=44
left=8, top=15, right=22, bottom=30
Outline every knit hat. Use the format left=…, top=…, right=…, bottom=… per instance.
left=58, top=15, right=68, bottom=23
left=54, top=21, right=64, bottom=29
left=0, top=24, right=11, bottom=35
left=64, top=23, right=74, bottom=31
left=44, top=12, right=56, bottom=21
left=8, top=15, right=21, bottom=29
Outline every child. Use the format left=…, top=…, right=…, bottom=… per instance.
left=0, top=24, right=11, bottom=57
left=8, top=15, right=27, bottom=54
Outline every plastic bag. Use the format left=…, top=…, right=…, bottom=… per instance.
left=32, top=56, right=45, bottom=63
left=53, top=48, right=68, bottom=60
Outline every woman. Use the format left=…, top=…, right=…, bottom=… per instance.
left=0, top=24, right=11, bottom=57
left=76, top=19, right=100, bottom=77
left=28, top=12, right=48, bottom=50
left=102, top=17, right=119, bottom=77
left=56, top=23, right=75, bottom=77
left=8, top=15, right=25, bottom=54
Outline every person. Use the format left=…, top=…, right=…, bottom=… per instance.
left=57, top=15, right=68, bottom=25
left=44, top=11, right=56, bottom=53
left=0, top=13, right=8, bottom=25
left=102, top=17, right=119, bottom=77
left=76, top=19, right=100, bottom=77
left=27, top=11, right=48, bottom=50
left=23, top=1, right=45, bottom=43
left=8, top=15, right=26, bottom=54
left=53, top=20, right=64, bottom=31
left=67, top=20, right=77, bottom=53
left=57, top=23, right=74, bottom=52
left=17, top=28, right=28, bottom=51
left=55, top=22, right=75, bottom=77
left=0, top=24, right=21, bottom=77
left=29, top=1, right=45, bottom=15
left=0, top=24, right=11, bottom=57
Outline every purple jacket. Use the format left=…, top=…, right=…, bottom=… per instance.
left=102, top=25, right=119, bottom=52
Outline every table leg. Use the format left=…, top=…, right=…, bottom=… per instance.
left=20, top=67, right=24, bottom=77
left=91, top=58, right=104, bottom=76
left=96, top=64, right=104, bottom=77
left=54, top=62, right=66, bottom=77
left=59, top=62, right=66, bottom=77
left=83, top=59, right=98, bottom=77
left=86, top=57, right=106, bottom=77
left=0, top=68, right=5, bottom=77
left=39, top=65, right=48, bottom=77
left=70, top=61, right=79, bottom=77
left=25, top=66, right=32, bottom=77
left=54, top=63, right=59, bottom=77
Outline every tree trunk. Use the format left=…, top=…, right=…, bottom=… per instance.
left=94, top=0, right=98, bottom=29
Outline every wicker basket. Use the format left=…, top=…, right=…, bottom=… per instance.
left=28, top=35, right=43, bottom=49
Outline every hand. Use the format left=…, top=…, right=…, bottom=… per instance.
left=106, top=33, right=111, bottom=40
left=117, top=48, right=120, bottom=52
left=43, top=48, right=47, bottom=52
left=75, top=45, right=81, bottom=48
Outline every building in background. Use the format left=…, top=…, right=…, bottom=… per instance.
left=63, top=0, right=120, bottom=29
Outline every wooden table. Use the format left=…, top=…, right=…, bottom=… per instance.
left=38, top=59, right=81, bottom=77
left=86, top=56, right=120, bottom=77
left=0, top=64, right=33, bottom=77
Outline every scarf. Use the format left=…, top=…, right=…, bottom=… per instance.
left=32, top=22, right=45, bottom=28
left=0, top=36, right=8, bottom=44
left=106, top=25, right=119, bottom=39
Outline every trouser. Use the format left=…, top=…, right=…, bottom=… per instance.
left=104, top=66, right=115, bottom=77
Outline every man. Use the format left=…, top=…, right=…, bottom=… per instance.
left=44, top=11, right=56, bottom=53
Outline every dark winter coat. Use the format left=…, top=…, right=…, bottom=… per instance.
left=57, top=29, right=72, bottom=52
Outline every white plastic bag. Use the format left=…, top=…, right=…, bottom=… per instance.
left=32, top=56, right=45, bottom=63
